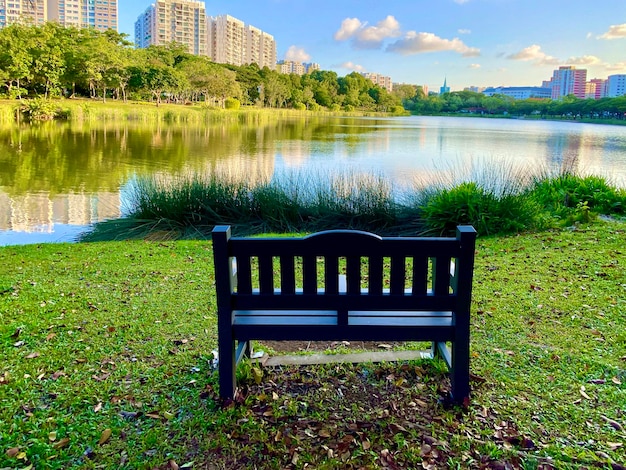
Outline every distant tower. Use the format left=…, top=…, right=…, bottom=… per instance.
left=440, top=78, right=450, bottom=94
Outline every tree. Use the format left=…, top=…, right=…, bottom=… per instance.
left=0, top=24, right=33, bottom=98
left=28, top=23, right=66, bottom=98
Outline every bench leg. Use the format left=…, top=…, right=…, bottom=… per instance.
left=218, top=338, right=236, bottom=400
left=449, top=338, right=470, bottom=405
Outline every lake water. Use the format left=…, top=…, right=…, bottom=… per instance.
left=1, top=115, right=626, bottom=246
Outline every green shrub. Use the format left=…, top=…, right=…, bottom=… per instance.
left=18, top=98, right=59, bottom=121
left=225, top=98, right=241, bottom=110
left=530, top=173, right=626, bottom=217
left=293, top=102, right=306, bottom=111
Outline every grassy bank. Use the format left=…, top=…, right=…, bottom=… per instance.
left=1, top=222, right=625, bottom=469
left=0, top=99, right=386, bottom=125
left=81, top=169, right=626, bottom=242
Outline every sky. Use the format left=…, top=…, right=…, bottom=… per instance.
left=119, top=0, right=626, bottom=92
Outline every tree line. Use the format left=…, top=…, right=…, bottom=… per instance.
left=0, top=23, right=405, bottom=112
left=397, top=88, right=626, bottom=120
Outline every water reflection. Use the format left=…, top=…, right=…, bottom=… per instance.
left=1, top=116, right=625, bottom=245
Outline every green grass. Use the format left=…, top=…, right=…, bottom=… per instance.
left=2, top=222, right=625, bottom=469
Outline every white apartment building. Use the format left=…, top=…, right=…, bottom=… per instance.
left=208, top=15, right=276, bottom=70
left=135, top=0, right=207, bottom=56
left=48, top=0, right=117, bottom=31
left=0, top=0, right=47, bottom=27
left=606, top=74, right=626, bottom=98
left=1, top=0, right=116, bottom=30
left=361, top=73, right=393, bottom=93
left=208, top=15, right=245, bottom=65
left=278, top=61, right=320, bottom=75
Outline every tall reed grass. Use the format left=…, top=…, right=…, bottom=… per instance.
left=81, top=164, right=626, bottom=241
left=0, top=99, right=321, bottom=125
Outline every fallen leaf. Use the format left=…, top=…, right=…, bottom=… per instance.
left=252, top=367, right=263, bottom=385
left=608, top=442, right=623, bottom=451
left=580, top=386, right=591, bottom=400
left=168, top=460, right=179, bottom=470
left=45, top=332, right=56, bottom=341
left=48, top=431, right=57, bottom=442
left=94, top=402, right=102, bottom=413
left=601, top=415, right=623, bottom=431
left=53, top=437, right=70, bottom=449
left=612, top=377, right=622, bottom=385
left=6, top=447, right=19, bottom=458
left=25, top=352, right=40, bottom=359
left=98, top=429, right=112, bottom=445
left=146, top=412, right=161, bottom=419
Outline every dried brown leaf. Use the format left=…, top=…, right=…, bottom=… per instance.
left=602, top=416, right=623, bottom=431
left=98, top=428, right=112, bottom=445
left=25, top=352, right=40, bottom=359
left=6, top=447, right=19, bottom=458
left=53, top=437, right=70, bottom=449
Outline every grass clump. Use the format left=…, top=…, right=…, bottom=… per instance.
left=83, top=163, right=626, bottom=242
left=1, top=223, right=625, bottom=469
left=530, top=173, right=626, bottom=224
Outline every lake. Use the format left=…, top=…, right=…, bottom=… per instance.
left=1, top=115, right=626, bottom=246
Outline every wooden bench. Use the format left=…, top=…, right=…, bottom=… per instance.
left=212, top=225, right=477, bottom=404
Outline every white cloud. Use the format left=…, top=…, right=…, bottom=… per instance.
left=597, top=23, right=626, bottom=39
left=334, top=15, right=402, bottom=49
left=334, top=18, right=363, bottom=41
left=469, top=63, right=481, bottom=69
left=387, top=31, right=480, bottom=57
left=339, top=61, right=366, bottom=72
left=507, top=44, right=560, bottom=65
left=605, top=62, right=626, bottom=72
left=284, top=46, right=311, bottom=62
left=458, top=29, right=471, bottom=35
left=508, top=45, right=608, bottom=70
left=566, top=55, right=602, bottom=66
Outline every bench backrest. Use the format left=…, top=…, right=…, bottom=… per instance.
left=212, top=226, right=477, bottom=322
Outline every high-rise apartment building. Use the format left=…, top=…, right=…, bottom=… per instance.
left=550, top=66, right=587, bottom=99
left=207, top=15, right=245, bottom=65
left=48, top=0, right=117, bottom=31
left=606, top=74, right=626, bottom=97
left=208, top=15, right=276, bottom=70
left=1, top=0, right=116, bottom=30
left=0, top=0, right=47, bottom=27
left=278, top=61, right=320, bottom=75
left=135, top=0, right=207, bottom=56
left=362, top=72, right=393, bottom=93
left=586, top=79, right=606, bottom=99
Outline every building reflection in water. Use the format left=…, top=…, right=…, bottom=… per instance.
left=0, top=191, right=121, bottom=233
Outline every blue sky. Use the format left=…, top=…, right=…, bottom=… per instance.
left=119, top=0, right=626, bottom=92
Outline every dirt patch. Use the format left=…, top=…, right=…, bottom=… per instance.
left=256, top=340, right=409, bottom=354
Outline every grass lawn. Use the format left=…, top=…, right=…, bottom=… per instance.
left=1, top=222, right=625, bottom=469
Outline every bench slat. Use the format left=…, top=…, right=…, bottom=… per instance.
left=302, top=255, right=317, bottom=294
left=259, top=255, right=274, bottom=294
left=369, top=255, right=384, bottom=295
left=232, top=325, right=455, bottom=343
left=235, top=315, right=338, bottom=326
